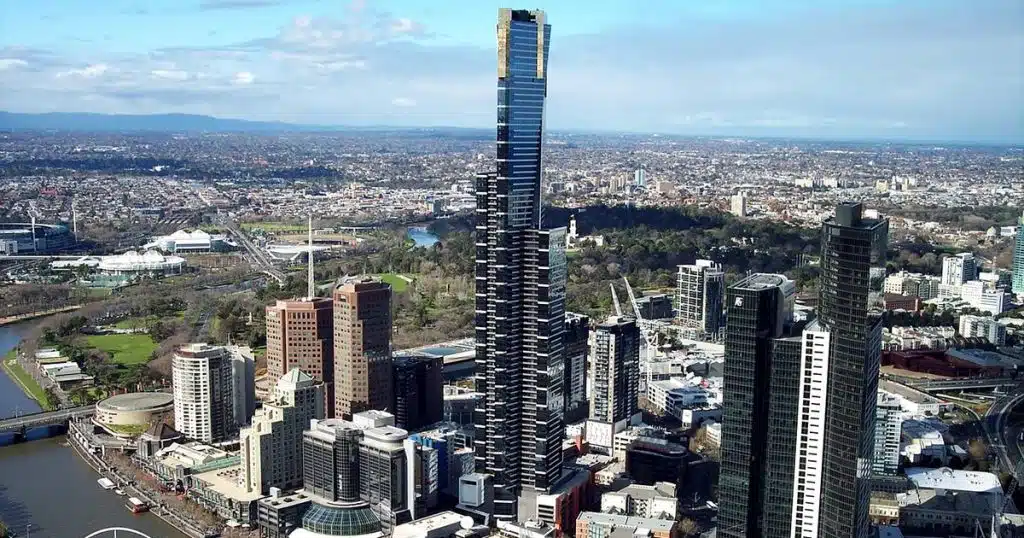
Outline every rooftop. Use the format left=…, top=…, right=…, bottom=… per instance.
left=392, top=511, right=468, bottom=538
left=576, top=512, right=676, bottom=533
left=192, top=464, right=262, bottom=502
left=905, top=467, right=1002, bottom=494
left=732, top=273, right=791, bottom=291
left=96, top=391, right=174, bottom=412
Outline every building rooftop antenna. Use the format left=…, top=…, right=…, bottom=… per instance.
left=306, top=214, right=315, bottom=300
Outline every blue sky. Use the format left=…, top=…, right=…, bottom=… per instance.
left=1, top=0, right=1021, bottom=141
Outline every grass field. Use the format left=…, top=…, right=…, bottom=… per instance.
left=2, top=357, right=52, bottom=410
left=113, top=316, right=160, bottom=330
left=377, top=273, right=412, bottom=292
left=85, top=334, right=158, bottom=365
left=240, top=221, right=307, bottom=233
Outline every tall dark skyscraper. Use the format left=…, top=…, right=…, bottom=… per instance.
left=817, top=202, right=888, bottom=538
left=392, top=355, right=443, bottom=432
left=718, top=274, right=796, bottom=538
left=474, top=8, right=566, bottom=521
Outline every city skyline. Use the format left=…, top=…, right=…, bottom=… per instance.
left=0, top=0, right=1021, bottom=142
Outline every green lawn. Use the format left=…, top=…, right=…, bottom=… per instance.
left=377, top=273, right=412, bottom=292
left=2, top=358, right=52, bottom=411
left=113, top=316, right=160, bottom=329
left=85, top=334, right=158, bottom=365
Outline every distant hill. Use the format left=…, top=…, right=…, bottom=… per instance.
left=0, top=111, right=331, bottom=132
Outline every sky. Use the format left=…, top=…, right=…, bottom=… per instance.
left=0, top=0, right=1022, bottom=142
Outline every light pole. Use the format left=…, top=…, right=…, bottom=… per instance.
left=26, top=523, right=31, bottom=538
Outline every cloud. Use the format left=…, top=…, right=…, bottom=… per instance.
left=0, top=59, right=28, bottom=70
left=391, top=97, right=416, bottom=107
left=232, top=71, right=255, bottom=85
left=150, top=69, right=189, bottom=81
left=56, top=63, right=110, bottom=78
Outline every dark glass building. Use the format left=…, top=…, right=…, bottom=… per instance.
left=392, top=355, right=443, bottom=432
left=474, top=8, right=566, bottom=522
left=625, top=436, right=690, bottom=488
left=564, top=313, right=590, bottom=424
left=717, top=274, right=796, bottom=538
left=817, top=202, right=887, bottom=538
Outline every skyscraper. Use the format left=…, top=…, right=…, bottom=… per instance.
left=240, top=368, right=324, bottom=494
left=816, top=202, right=888, bottom=538
left=676, top=260, right=725, bottom=337
left=360, top=425, right=413, bottom=531
left=873, top=392, right=903, bottom=476
left=392, top=355, right=443, bottom=432
left=563, top=313, right=590, bottom=424
left=172, top=343, right=237, bottom=443
left=717, top=274, right=796, bottom=538
left=1014, top=211, right=1024, bottom=294
left=475, top=8, right=566, bottom=521
left=266, top=297, right=334, bottom=415
left=941, top=252, right=977, bottom=286
left=585, top=316, right=640, bottom=454
left=334, top=277, right=393, bottom=419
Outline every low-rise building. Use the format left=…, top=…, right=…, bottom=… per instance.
left=600, top=482, right=677, bottom=520
left=574, top=512, right=677, bottom=538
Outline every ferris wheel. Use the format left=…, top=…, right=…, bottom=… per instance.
left=82, top=529, right=156, bottom=538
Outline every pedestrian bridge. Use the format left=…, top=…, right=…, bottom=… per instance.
left=0, top=406, right=94, bottom=433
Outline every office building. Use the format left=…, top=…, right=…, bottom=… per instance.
left=564, top=313, right=590, bottom=424
left=228, top=345, right=256, bottom=427
left=634, top=167, right=646, bottom=188
left=625, top=436, right=689, bottom=487
left=575, top=512, right=677, bottom=538
left=240, top=368, right=324, bottom=494
left=676, top=260, right=724, bottom=337
left=815, top=202, right=888, bottom=538
left=172, top=343, right=236, bottom=443
left=636, top=294, right=673, bottom=320
left=600, top=482, right=677, bottom=520
left=874, top=392, right=903, bottom=476
left=334, top=277, right=393, bottom=419
left=959, top=315, right=1008, bottom=346
left=392, top=355, right=443, bottom=432
left=586, top=316, right=640, bottom=454
left=961, top=280, right=1009, bottom=315
left=360, top=426, right=413, bottom=531
left=730, top=192, right=747, bottom=218
left=266, top=297, right=334, bottom=415
left=475, top=8, right=566, bottom=522
left=1014, top=211, right=1024, bottom=294
left=303, top=418, right=365, bottom=503
left=718, top=274, right=798, bottom=538
left=941, top=253, right=977, bottom=286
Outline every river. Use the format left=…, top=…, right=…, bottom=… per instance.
left=0, top=323, right=184, bottom=537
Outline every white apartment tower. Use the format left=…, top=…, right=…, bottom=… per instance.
left=941, top=253, right=977, bottom=286
left=730, top=192, right=747, bottom=218
left=791, top=322, right=830, bottom=538
left=240, top=368, right=324, bottom=495
left=172, top=343, right=236, bottom=443
left=677, top=260, right=725, bottom=337
left=873, top=392, right=903, bottom=476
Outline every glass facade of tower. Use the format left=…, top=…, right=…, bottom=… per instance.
left=718, top=274, right=795, bottom=538
left=817, top=202, right=888, bottom=538
left=474, top=9, right=565, bottom=522
left=1013, top=212, right=1024, bottom=294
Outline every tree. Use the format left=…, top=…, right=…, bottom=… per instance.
left=43, top=386, right=61, bottom=410
left=678, top=518, right=700, bottom=537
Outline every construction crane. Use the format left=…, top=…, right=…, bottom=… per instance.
left=622, top=276, right=660, bottom=390
left=977, top=459, right=1024, bottom=537
left=610, top=282, right=623, bottom=317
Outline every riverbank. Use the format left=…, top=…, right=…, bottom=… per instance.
left=0, top=305, right=81, bottom=327
left=1, top=355, right=50, bottom=411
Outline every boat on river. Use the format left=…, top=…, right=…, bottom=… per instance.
left=97, top=477, right=115, bottom=490
left=125, top=496, right=149, bottom=513
left=114, top=488, right=126, bottom=496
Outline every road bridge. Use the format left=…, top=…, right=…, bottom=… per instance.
left=908, top=377, right=1020, bottom=393
left=0, top=406, right=95, bottom=434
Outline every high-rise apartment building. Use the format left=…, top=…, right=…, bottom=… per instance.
left=360, top=426, right=413, bottom=531
left=677, top=260, right=724, bottom=337
left=941, top=252, right=977, bottom=286
left=792, top=322, right=832, bottom=537
left=816, top=202, right=888, bottom=538
left=718, top=274, right=797, bottom=538
left=873, top=392, right=903, bottom=476
left=333, top=277, right=393, bottom=419
left=240, top=368, right=324, bottom=494
left=392, top=355, right=443, bottom=432
left=228, top=345, right=256, bottom=427
left=1014, top=212, right=1024, bottom=294
left=266, top=297, right=334, bottom=415
left=730, top=192, right=747, bottom=218
left=564, top=313, right=590, bottom=424
left=474, top=8, right=567, bottom=522
left=634, top=167, right=646, bottom=187
left=585, top=316, right=640, bottom=454
left=172, top=343, right=236, bottom=443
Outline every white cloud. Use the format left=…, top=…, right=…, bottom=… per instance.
left=56, top=63, right=110, bottom=78
left=391, top=97, right=416, bottom=107
left=233, top=71, right=255, bottom=85
left=0, top=59, right=28, bottom=70
left=150, top=69, right=189, bottom=81
left=390, top=18, right=415, bottom=34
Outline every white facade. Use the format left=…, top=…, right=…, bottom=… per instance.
left=239, top=368, right=324, bottom=495
left=873, top=392, right=903, bottom=476
left=145, top=229, right=229, bottom=253
left=791, top=324, right=831, bottom=538
left=941, top=253, right=977, bottom=286
left=646, top=378, right=712, bottom=415
left=172, top=343, right=236, bottom=443
left=961, top=280, right=1009, bottom=315
left=677, top=260, right=725, bottom=336
left=959, top=315, right=1008, bottom=345
left=730, top=192, right=747, bottom=217
left=600, top=483, right=677, bottom=520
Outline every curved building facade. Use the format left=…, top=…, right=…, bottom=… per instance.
left=95, top=392, right=175, bottom=427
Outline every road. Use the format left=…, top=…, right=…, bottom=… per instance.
left=0, top=405, right=94, bottom=432
left=213, top=214, right=285, bottom=283
left=984, top=391, right=1024, bottom=480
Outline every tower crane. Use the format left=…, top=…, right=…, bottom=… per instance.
left=610, top=282, right=623, bottom=317
left=622, top=276, right=660, bottom=391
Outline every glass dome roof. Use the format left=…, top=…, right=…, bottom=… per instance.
left=301, top=503, right=382, bottom=537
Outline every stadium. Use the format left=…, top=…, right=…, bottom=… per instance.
left=0, top=222, right=75, bottom=253
left=51, top=250, right=186, bottom=275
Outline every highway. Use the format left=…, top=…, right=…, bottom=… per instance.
left=984, top=391, right=1024, bottom=481
left=214, top=214, right=286, bottom=284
